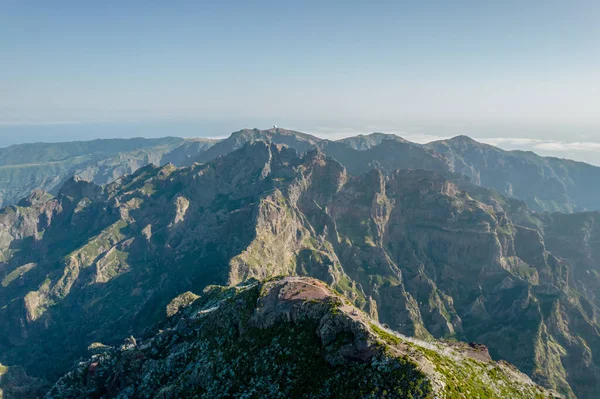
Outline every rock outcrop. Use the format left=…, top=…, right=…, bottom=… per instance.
left=45, top=277, right=557, bottom=399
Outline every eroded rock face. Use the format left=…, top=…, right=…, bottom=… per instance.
left=45, top=278, right=555, bottom=399
left=0, top=141, right=596, bottom=397
left=425, top=135, right=600, bottom=213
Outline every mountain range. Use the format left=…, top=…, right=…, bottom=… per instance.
left=0, top=128, right=599, bottom=397
left=0, top=137, right=217, bottom=208
left=2, top=128, right=600, bottom=213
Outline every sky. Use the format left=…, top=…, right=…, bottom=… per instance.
left=1, top=1, right=600, bottom=164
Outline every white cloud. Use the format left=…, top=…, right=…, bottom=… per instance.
left=474, top=137, right=600, bottom=156
left=403, top=133, right=449, bottom=144
left=311, top=126, right=367, bottom=140
left=533, top=141, right=600, bottom=152
left=310, top=126, right=450, bottom=144
left=469, top=137, right=600, bottom=165
left=311, top=129, right=600, bottom=165
left=308, top=128, right=600, bottom=164
left=478, top=137, right=546, bottom=147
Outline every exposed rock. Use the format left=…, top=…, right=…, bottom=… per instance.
left=45, top=278, right=557, bottom=399
left=0, top=140, right=597, bottom=397
left=3, top=128, right=600, bottom=215
left=425, top=135, right=600, bottom=213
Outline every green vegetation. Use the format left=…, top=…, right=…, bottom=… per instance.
left=47, top=279, right=433, bottom=399
left=1, top=262, right=36, bottom=288
left=68, top=219, right=128, bottom=266
left=334, top=274, right=367, bottom=308
left=371, top=323, right=402, bottom=345
left=0, top=137, right=200, bottom=207
left=370, top=323, right=551, bottom=399
left=166, top=291, right=200, bottom=317
left=0, top=133, right=595, bottom=398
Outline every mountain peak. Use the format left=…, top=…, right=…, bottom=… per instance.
left=57, top=175, right=102, bottom=200
left=448, top=135, right=481, bottom=144
left=335, top=132, right=408, bottom=150
left=231, top=127, right=320, bottom=140
left=46, top=277, right=556, bottom=399
left=194, top=128, right=321, bottom=164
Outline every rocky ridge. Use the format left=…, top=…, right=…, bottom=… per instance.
left=425, top=136, right=600, bottom=213
left=4, top=128, right=600, bottom=214
left=0, top=137, right=217, bottom=208
left=45, top=277, right=557, bottom=399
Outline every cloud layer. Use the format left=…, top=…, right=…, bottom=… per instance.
left=311, top=127, right=600, bottom=166
left=479, top=137, right=600, bottom=153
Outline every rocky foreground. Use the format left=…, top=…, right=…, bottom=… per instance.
left=45, top=277, right=557, bottom=399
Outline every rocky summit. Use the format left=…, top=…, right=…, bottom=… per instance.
left=45, top=277, right=556, bottom=399
left=3, top=128, right=600, bottom=214
left=0, top=136, right=598, bottom=397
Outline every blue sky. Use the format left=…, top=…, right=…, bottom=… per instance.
left=1, top=1, right=599, bottom=163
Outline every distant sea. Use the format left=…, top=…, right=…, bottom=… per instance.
left=1, top=119, right=598, bottom=166
left=0, top=119, right=275, bottom=147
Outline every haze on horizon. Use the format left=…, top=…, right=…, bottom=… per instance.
left=1, top=1, right=599, bottom=164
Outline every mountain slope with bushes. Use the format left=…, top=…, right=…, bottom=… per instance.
left=0, top=142, right=598, bottom=396
left=46, top=277, right=556, bottom=399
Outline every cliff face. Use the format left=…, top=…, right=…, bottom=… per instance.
left=425, top=136, right=600, bottom=213
left=542, top=211, right=600, bottom=306
left=190, top=129, right=600, bottom=214
left=45, top=277, right=555, bottom=399
left=317, top=138, right=451, bottom=177
left=0, top=142, right=597, bottom=397
left=284, top=163, right=594, bottom=398
left=0, top=143, right=346, bottom=384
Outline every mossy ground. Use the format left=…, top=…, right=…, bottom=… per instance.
left=370, top=323, right=553, bottom=399
left=47, top=281, right=433, bottom=399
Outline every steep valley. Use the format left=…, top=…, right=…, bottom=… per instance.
left=0, top=141, right=598, bottom=397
